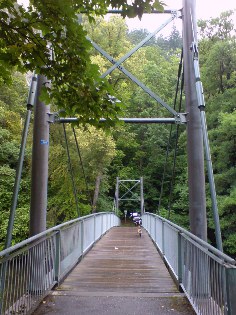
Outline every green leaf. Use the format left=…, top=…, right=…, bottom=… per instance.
left=39, top=85, right=51, bottom=104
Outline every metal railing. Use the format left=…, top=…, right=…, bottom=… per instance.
left=142, top=213, right=236, bottom=315
left=0, top=212, right=120, bottom=315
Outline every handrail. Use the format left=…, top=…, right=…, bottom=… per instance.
left=0, top=212, right=107, bottom=257
left=146, top=212, right=235, bottom=264
left=142, top=212, right=236, bottom=315
left=0, top=212, right=120, bottom=315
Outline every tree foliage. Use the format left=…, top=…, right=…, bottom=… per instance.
left=0, top=0, right=164, bottom=127
left=197, top=12, right=236, bottom=254
left=198, top=10, right=235, bottom=41
left=1, top=9, right=236, bottom=258
left=0, top=74, right=30, bottom=249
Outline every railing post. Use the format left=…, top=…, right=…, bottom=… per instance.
left=162, top=220, right=165, bottom=255
left=154, top=216, right=157, bottom=244
left=101, top=214, right=103, bottom=235
left=54, top=231, right=61, bottom=283
left=0, top=261, right=7, bottom=314
left=81, top=220, right=84, bottom=255
left=178, top=231, right=182, bottom=288
left=225, top=266, right=236, bottom=315
left=151, top=215, right=153, bottom=239
left=94, top=214, right=96, bottom=242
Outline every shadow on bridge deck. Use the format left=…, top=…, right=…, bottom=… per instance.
left=34, top=227, right=195, bottom=315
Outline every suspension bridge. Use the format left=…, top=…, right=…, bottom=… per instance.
left=1, top=214, right=235, bottom=315
left=0, top=1, right=236, bottom=314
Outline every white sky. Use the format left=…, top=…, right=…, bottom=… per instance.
left=126, top=0, right=236, bottom=34
left=18, top=0, right=236, bottom=35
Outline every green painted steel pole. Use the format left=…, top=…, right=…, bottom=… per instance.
left=30, top=74, right=50, bottom=236
left=5, top=75, right=37, bottom=249
left=191, top=42, right=223, bottom=251
left=182, top=0, right=207, bottom=241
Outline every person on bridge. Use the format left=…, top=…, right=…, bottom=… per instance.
left=133, top=215, right=142, bottom=237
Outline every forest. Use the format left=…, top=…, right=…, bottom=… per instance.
left=0, top=7, right=235, bottom=257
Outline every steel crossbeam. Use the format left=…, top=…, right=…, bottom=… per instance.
left=55, top=117, right=186, bottom=124
left=107, top=9, right=178, bottom=14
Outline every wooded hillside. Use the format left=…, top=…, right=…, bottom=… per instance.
left=0, top=8, right=235, bottom=256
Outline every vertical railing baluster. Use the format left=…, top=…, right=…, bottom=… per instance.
left=154, top=215, right=157, bottom=245
left=27, top=248, right=32, bottom=311
left=162, top=220, right=165, bottom=256
left=4, top=261, right=10, bottom=315
left=23, top=252, right=28, bottom=313
left=94, top=214, right=96, bottom=243
left=178, top=232, right=182, bottom=288
left=81, top=220, right=84, bottom=256
left=54, top=231, right=61, bottom=283
left=17, top=254, right=24, bottom=313
left=12, top=257, right=18, bottom=314
left=225, top=266, right=236, bottom=315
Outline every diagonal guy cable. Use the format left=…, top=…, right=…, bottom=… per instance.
left=87, top=37, right=178, bottom=116
left=158, top=49, right=183, bottom=213
left=62, top=124, right=80, bottom=217
left=101, top=12, right=178, bottom=78
left=72, top=127, right=93, bottom=207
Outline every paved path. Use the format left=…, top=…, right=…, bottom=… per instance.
left=34, top=227, right=195, bottom=315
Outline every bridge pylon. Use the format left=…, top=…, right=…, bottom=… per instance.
left=182, top=0, right=207, bottom=242
left=30, top=75, right=50, bottom=237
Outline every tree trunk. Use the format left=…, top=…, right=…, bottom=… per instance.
left=92, top=172, right=102, bottom=213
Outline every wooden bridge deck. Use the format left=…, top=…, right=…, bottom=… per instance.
left=34, top=227, right=195, bottom=314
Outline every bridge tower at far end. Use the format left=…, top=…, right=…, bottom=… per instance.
left=114, top=177, right=144, bottom=216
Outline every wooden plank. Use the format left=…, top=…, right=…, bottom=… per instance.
left=58, top=227, right=179, bottom=295
left=33, top=227, right=195, bottom=315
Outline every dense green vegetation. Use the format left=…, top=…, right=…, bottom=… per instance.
left=0, top=8, right=235, bottom=256
left=0, top=0, right=164, bottom=127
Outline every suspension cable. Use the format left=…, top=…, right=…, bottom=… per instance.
left=62, top=123, right=80, bottom=217
left=157, top=125, right=173, bottom=213
left=158, top=49, right=183, bottom=214
left=72, top=127, right=93, bottom=207
left=167, top=126, right=180, bottom=219
left=167, top=69, right=184, bottom=219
